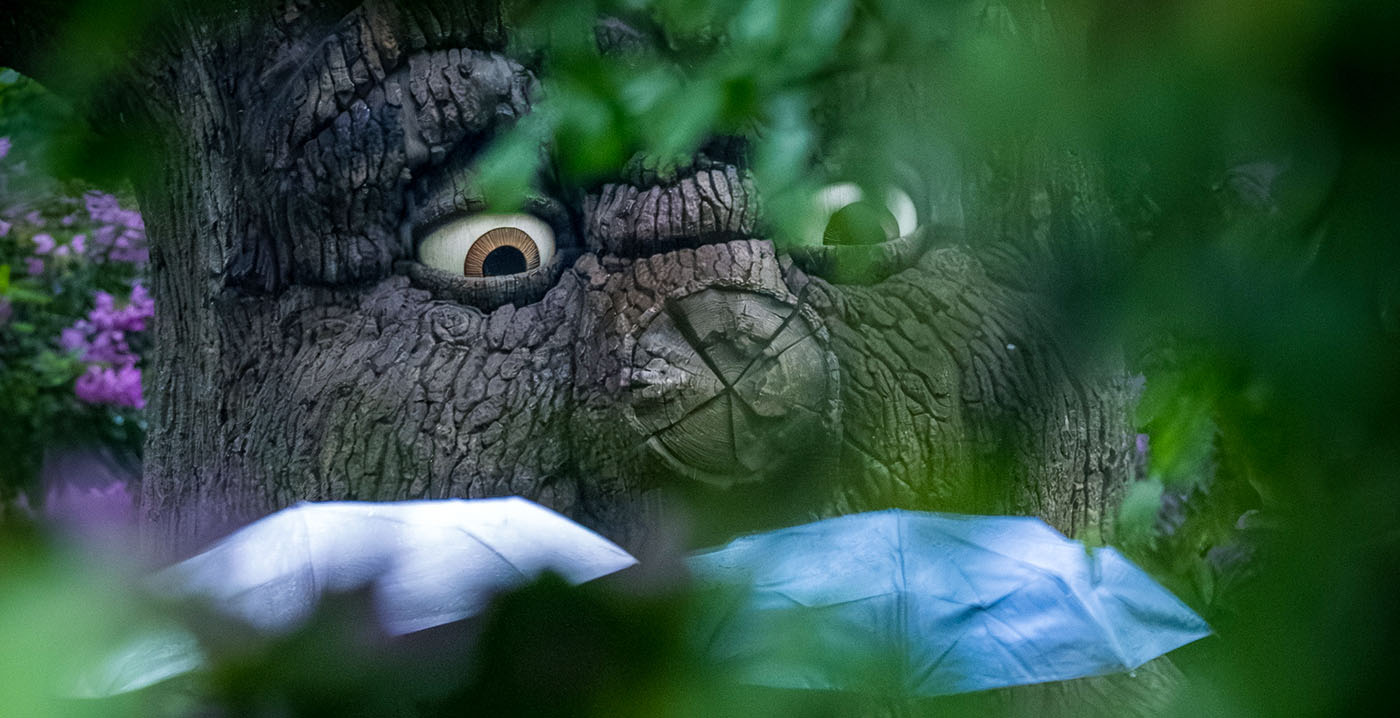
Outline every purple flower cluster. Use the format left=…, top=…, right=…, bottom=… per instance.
left=2, top=133, right=153, bottom=499
left=60, top=284, right=154, bottom=409
left=25, top=231, right=90, bottom=277
left=2, top=190, right=146, bottom=274
left=84, top=192, right=148, bottom=264
left=75, top=365, right=145, bottom=409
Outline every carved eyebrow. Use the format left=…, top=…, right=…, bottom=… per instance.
left=259, top=1, right=512, bottom=165
left=408, top=148, right=577, bottom=257
left=394, top=49, right=536, bottom=171
left=584, top=164, right=761, bottom=258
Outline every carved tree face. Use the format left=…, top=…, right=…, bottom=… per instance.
left=137, top=1, right=1123, bottom=549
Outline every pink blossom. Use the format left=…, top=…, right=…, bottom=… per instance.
left=61, top=284, right=153, bottom=407
left=82, top=193, right=148, bottom=264
left=83, top=329, right=133, bottom=365
left=25, top=257, right=44, bottom=275
left=71, top=233, right=87, bottom=254
left=128, top=283, right=153, bottom=316
left=59, top=325, right=89, bottom=353
left=32, top=232, right=55, bottom=254
left=85, top=192, right=118, bottom=220
left=74, top=364, right=144, bottom=408
left=93, top=290, right=116, bottom=315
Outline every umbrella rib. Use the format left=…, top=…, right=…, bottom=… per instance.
left=939, top=531, right=1134, bottom=668
left=937, top=530, right=1063, bottom=568
left=300, top=508, right=320, bottom=598
left=357, top=513, right=533, bottom=581
left=978, top=603, right=1060, bottom=678
left=943, top=552, right=991, bottom=608
left=909, top=589, right=1060, bottom=695
left=894, top=512, right=911, bottom=692
left=909, top=634, right=964, bottom=694
left=1067, top=551, right=1134, bottom=668
left=757, top=592, right=896, bottom=611
left=937, top=532, right=1087, bottom=605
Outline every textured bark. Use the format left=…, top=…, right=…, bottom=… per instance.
left=7, top=3, right=1136, bottom=555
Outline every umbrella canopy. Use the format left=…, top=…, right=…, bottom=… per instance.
left=688, top=509, right=1210, bottom=697
left=69, top=623, right=205, bottom=699
left=151, top=497, right=637, bottom=636
left=75, top=497, right=636, bottom=697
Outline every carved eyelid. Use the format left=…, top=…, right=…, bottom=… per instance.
left=407, top=143, right=574, bottom=247
left=402, top=157, right=580, bottom=307
left=784, top=184, right=929, bottom=285
left=806, top=184, right=919, bottom=242
left=785, top=227, right=934, bottom=286
left=399, top=248, right=579, bottom=311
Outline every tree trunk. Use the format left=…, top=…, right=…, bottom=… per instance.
left=0, top=1, right=1165, bottom=714
left=5, top=1, right=1137, bottom=558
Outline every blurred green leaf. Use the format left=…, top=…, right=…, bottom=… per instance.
left=1117, top=478, right=1165, bottom=549
left=5, top=283, right=54, bottom=304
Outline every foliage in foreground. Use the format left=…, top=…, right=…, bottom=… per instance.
left=1, top=0, right=1399, bottom=715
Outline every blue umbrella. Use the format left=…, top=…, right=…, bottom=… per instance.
left=688, top=510, right=1210, bottom=697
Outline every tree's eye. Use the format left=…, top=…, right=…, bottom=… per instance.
left=786, top=183, right=930, bottom=285
left=417, top=214, right=556, bottom=278
left=808, top=184, right=918, bottom=246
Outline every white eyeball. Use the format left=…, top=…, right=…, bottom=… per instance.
left=418, top=214, right=556, bottom=278
left=807, top=183, right=918, bottom=246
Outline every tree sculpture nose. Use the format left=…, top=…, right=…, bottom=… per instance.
left=626, top=287, right=840, bottom=486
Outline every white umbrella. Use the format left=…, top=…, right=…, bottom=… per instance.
left=153, top=497, right=637, bottom=635
left=68, top=623, right=205, bottom=699
left=75, top=497, right=636, bottom=697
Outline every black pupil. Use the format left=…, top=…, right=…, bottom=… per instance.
left=482, top=246, right=528, bottom=276
left=822, top=201, right=898, bottom=246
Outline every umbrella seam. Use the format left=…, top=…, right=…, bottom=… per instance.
left=894, top=511, right=911, bottom=696
left=301, top=507, right=320, bottom=607
left=934, top=531, right=1137, bottom=669
left=349, top=512, right=534, bottom=582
